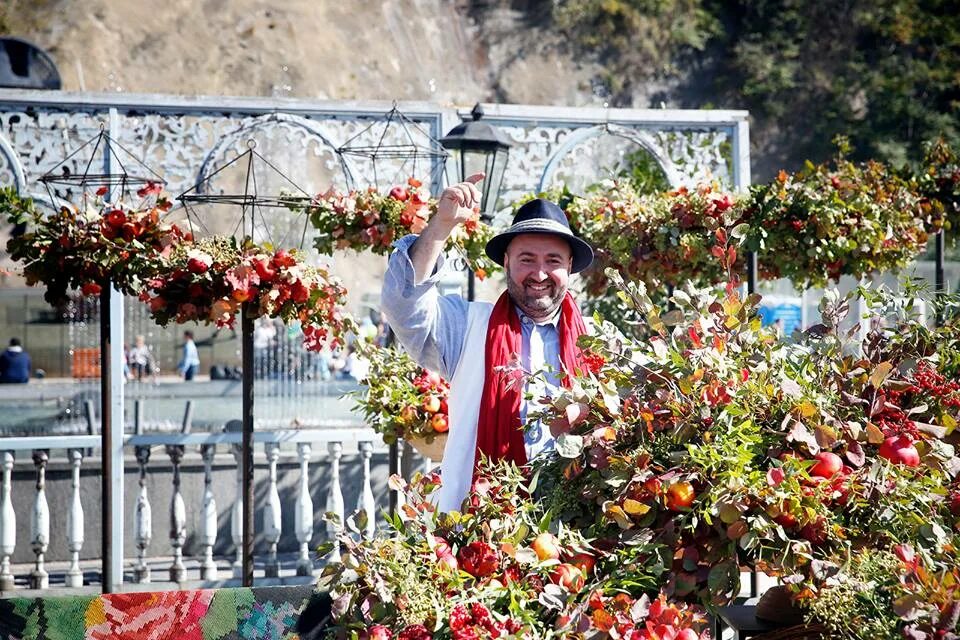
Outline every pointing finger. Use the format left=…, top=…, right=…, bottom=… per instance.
left=465, top=172, right=485, bottom=185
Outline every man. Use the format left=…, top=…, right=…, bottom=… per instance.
left=381, top=173, right=594, bottom=511
left=178, top=331, right=200, bottom=381
left=0, top=337, right=31, bottom=383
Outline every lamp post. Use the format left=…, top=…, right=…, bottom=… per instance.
left=441, top=103, right=512, bottom=301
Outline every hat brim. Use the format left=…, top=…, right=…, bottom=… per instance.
left=485, top=228, right=594, bottom=274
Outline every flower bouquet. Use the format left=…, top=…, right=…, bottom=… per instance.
left=0, top=184, right=184, bottom=305
left=320, top=463, right=710, bottom=639
left=352, top=342, right=450, bottom=461
left=306, top=179, right=498, bottom=280
left=142, top=236, right=348, bottom=351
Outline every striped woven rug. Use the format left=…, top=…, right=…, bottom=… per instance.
left=0, top=585, right=329, bottom=640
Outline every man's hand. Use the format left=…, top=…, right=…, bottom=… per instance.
left=408, top=172, right=485, bottom=285
left=434, top=173, right=485, bottom=230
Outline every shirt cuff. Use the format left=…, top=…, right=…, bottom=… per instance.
left=390, top=234, right=449, bottom=297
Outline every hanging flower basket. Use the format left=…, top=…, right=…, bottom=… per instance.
left=561, top=181, right=743, bottom=294
left=142, top=236, right=348, bottom=350
left=918, top=138, right=960, bottom=238
left=306, top=179, right=498, bottom=279
left=747, top=140, right=934, bottom=287
left=1, top=184, right=183, bottom=305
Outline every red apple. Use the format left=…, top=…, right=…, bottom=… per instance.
left=531, top=532, right=561, bottom=561
left=666, top=481, right=696, bottom=511
left=568, top=552, right=595, bottom=575
left=422, top=394, right=441, bottom=414
left=389, top=186, right=409, bottom=201
left=810, top=452, right=843, bottom=479
left=800, top=517, right=827, bottom=545
left=775, top=512, right=798, bottom=529
left=550, top=563, right=585, bottom=592
left=879, top=435, right=921, bottom=467
left=430, top=413, right=449, bottom=433
left=949, top=491, right=960, bottom=516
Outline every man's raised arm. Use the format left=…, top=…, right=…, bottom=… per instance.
left=379, top=173, right=485, bottom=379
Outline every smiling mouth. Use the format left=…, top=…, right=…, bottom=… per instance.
left=525, top=282, right=553, bottom=296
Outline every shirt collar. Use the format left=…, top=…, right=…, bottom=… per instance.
left=6, top=346, right=22, bottom=353
left=515, top=304, right=561, bottom=329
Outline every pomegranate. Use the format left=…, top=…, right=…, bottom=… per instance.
left=878, top=435, right=921, bottom=467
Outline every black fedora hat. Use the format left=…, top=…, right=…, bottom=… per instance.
left=485, top=198, right=594, bottom=273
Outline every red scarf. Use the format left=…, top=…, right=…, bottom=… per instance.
left=474, top=291, right=588, bottom=468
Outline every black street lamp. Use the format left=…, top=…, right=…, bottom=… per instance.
left=441, top=103, right=512, bottom=221
left=441, top=104, right=512, bottom=299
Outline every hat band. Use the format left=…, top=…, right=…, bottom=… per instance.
left=504, top=218, right=574, bottom=237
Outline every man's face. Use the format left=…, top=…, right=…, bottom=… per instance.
left=503, top=233, right=572, bottom=321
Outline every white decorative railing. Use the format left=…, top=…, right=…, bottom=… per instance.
left=0, top=427, right=384, bottom=593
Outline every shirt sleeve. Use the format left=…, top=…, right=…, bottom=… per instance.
left=380, top=234, right=469, bottom=380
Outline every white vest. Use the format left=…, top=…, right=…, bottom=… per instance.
left=437, top=302, right=494, bottom=512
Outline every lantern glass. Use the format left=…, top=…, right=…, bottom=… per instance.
left=454, top=146, right=508, bottom=220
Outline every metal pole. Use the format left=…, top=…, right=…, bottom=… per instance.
left=467, top=268, right=476, bottom=302
left=388, top=441, right=398, bottom=517
left=241, top=304, right=255, bottom=586
left=936, top=230, right=945, bottom=328
left=746, top=250, right=758, bottom=296
left=99, top=285, right=113, bottom=593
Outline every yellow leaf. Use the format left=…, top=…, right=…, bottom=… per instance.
left=797, top=401, right=817, bottom=418
left=869, top=362, right=894, bottom=389
left=866, top=422, right=885, bottom=445
left=942, top=412, right=957, bottom=435
left=623, top=499, right=651, bottom=516
left=605, top=505, right=633, bottom=530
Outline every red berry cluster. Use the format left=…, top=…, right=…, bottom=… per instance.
left=873, top=390, right=918, bottom=438
left=448, top=603, right=521, bottom=639
left=908, top=361, right=960, bottom=410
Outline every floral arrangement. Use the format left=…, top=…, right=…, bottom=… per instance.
left=351, top=342, right=450, bottom=446
left=141, top=236, right=348, bottom=350
left=917, top=138, right=960, bottom=238
left=320, top=463, right=710, bottom=639
left=747, top=138, right=934, bottom=287
left=561, top=181, right=743, bottom=295
left=545, top=139, right=940, bottom=297
left=521, top=260, right=960, bottom=637
left=306, top=179, right=498, bottom=279
left=0, top=184, right=184, bottom=305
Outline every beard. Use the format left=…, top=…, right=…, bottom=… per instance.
left=505, top=266, right=567, bottom=320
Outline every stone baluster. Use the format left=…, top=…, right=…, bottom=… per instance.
left=133, top=438, right=152, bottom=583
left=295, top=443, right=314, bottom=576
left=0, top=452, right=15, bottom=591
left=263, top=442, right=282, bottom=578
left=357, top=442, right=376, bottom=539
left=166, top=440, right=187, bottom=583
left=199, top=443, right=218, bottom=580
left=325, top=442, right=344, bottom=562
left=65, top=448, right=85, bottom=587
left=231, top=440, right=243, bottom=578
left=30, top=449, right=50, bottom=589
